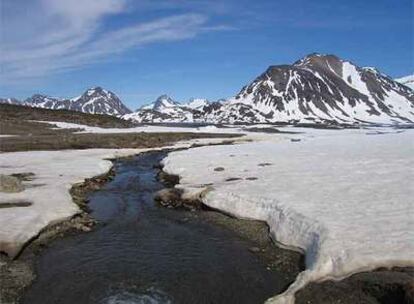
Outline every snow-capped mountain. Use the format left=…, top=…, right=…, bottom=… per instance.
left=395, top=75, right=414, bottom=90
left=229, top=53, right=414, bottom=124
left=0, top=98, right=21, bottom=105
left=186, top=98, right=210, bottom=110
left=24, top=94, right=72, bottom=110
left=67, top=87, right=131, bottom=115
left=1, top=87, right=131, bottom=116
left=123, top=95, right=210, bottom=123
left=123, top=54, right=413, bottom=125
left=141, top=94, right=182, bottom=113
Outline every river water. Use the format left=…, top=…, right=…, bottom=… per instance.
left=22, top=151, right=292, bottom=304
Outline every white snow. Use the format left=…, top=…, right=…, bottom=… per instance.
left=395, top=74, right=414, bottom=90
left=185, top=98, right=209, bottom=110
left=31, top=121, right=246, bottom=135
left=342, top=62, right=371, bottom=96
left=162, top=128, right=414, bottom=303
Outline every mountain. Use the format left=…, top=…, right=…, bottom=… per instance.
left=186, top=98, right=210, bottom=110
left=228, top=53, right=414, bottom=124
left=123, top=55, right=414, bottom=125
left=67, top=87, right=131, bottom=116
left=0, top=98, right=21, bottom=105
left=395, top=75, right=414, bottom=90
left=1, top=87, right=131, bottom=116
left=123, top=95, right=210, bottom=123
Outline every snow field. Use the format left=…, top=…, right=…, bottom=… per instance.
left=162, top=128, right=414, bottom=303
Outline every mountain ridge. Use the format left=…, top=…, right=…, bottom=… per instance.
left=2, top=54, right=413, bottom=124
left=396, top=75, right=414, bottom=90
left=122, top=53, right=413, bottom=124
left=0, top=87, right=132, bottom=116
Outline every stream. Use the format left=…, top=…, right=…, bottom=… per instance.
left=21, top=151, right=293, bottom=304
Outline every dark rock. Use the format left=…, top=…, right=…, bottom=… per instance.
left=154, top=188, right=184, bottom=208
left=225, top=177, right=242, bottom=182
left=258, top=163, right=272, bottom=167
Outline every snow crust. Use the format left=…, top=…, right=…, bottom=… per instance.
left=162, top=128, right=414, bottom=303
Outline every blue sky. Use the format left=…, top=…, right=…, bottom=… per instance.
left=1, top=0, right=412, bottom=109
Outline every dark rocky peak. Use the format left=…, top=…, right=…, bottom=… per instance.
left=25, top=94, right=61, bottom=104
left=153, top=95, right=179, bottom=109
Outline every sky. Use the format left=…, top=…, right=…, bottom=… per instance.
left=0, top=0, right=412, bottom=110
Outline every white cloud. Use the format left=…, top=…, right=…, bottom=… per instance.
left=0, top=0, right=219, bottom=83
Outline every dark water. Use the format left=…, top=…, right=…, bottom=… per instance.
left=22, top=152, right=287, bottom=304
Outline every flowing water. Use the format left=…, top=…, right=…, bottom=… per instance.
left=22, top=151, right=291, bottom=304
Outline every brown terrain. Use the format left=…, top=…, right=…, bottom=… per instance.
left=0, top=104, right=238, bottom=152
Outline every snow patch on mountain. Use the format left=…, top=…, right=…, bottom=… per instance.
left=396, top=74, right=414, bottom=90
left=186, top=98, right=210, bottom=110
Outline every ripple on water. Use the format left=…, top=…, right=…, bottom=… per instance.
left=102, top=288, right=172, bottom=304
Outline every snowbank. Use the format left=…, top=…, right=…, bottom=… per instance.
left=0, top=149, right=143, bottom=257
left=33, top=121, right=244, bottom=134
left=162, top=128, right=414, bottom=303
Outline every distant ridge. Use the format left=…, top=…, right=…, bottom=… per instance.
left=0, top=87, right=132, bottom=116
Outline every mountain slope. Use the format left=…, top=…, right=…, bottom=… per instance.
left=395, top=75, right=414, bottom=90
left=1, top=87, right=131, bottom=116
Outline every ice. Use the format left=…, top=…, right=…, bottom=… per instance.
left=162, top=128, right=414, bottom=303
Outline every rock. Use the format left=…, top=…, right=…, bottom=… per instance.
left=158, top=171, right=179, bottom=187
left=81, top=226, right=91, bottom=232
left=249, top=246, right=261, bottom=253
left=10, top=172, right=35, bottom=181
left=0, top=175, right=24, bottom=193
left=154, top=188, right=184, bottom=208
left=225, top=177, right=242, bottom=182
left=214, top=167, right=225, bottom=172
